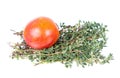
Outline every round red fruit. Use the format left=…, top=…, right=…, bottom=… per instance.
left=23, top=17, right=59, bottom=50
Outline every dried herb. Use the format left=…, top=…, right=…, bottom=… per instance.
left=10, top=20, right=113, bottom=68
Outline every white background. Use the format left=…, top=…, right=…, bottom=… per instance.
left=0, top=0, right=120, bottom=78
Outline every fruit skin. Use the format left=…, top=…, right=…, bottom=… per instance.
left=23, top=17, right=59, bottom=50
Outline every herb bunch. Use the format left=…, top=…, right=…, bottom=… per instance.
left=11, top=21, right=113, bottom=68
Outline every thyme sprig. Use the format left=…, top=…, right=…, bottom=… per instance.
left=11, top=20, right=113, bottom=68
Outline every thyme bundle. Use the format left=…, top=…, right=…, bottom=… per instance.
left=11, top=21, right=113, bottom=67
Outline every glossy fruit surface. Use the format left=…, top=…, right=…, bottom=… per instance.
left=23, top=17, right=59, bottom=49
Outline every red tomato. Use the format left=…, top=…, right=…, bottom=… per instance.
left=23, top=17, right=59, bottom=49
